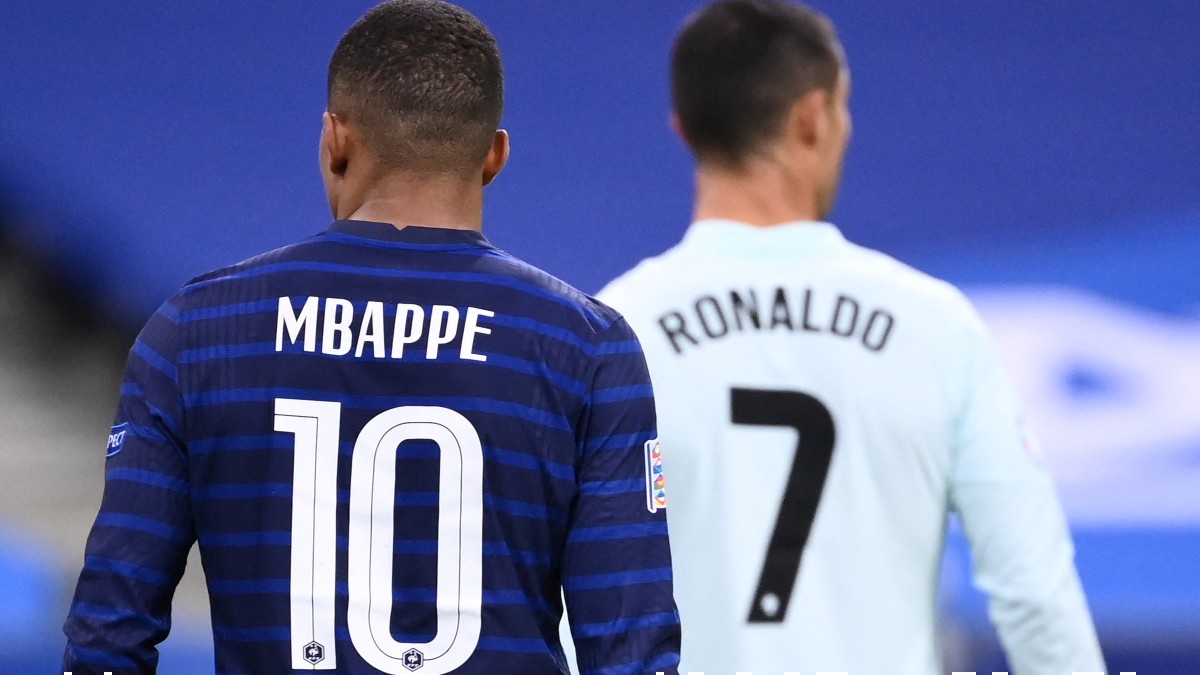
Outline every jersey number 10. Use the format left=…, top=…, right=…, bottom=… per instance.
left=275, top=398, right=484, bottom=674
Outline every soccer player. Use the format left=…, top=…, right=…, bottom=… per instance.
left=62, top=2, right=680, bottom=674
left=595, top=1, right=1105, bottom=674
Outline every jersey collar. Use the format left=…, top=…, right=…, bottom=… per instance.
left=327, top=219, right=492, bottom=248
left=682, top=219, right=846, bottom=256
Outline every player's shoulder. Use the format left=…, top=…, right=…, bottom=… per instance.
left=189, top=235, right=322, bottom=288
left=157, top=237, right=313, bottom=314
left=597, top=257, right=655, bottom=302
left=483, top=247, right=632, bottom=341
left=148, top=237, right=308, bottom=314
left=166, top=230, right=630, bottom=343
left=839, top=238, right=981, bottom=326
left=125, top=237, right=319, bottom=354
left=596, top=242, right=687, bottom=310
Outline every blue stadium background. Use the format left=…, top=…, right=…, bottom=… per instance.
left=2, top=1, right=1197, bottom=673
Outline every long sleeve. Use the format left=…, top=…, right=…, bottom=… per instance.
left=948, top=310, right=1105, bottom=675
left=563, top=318, right=681, bottom=675
left=63, top=301, right=196, bottom=674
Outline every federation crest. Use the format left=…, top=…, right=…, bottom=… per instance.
left=302, top=641, right=325, bottom=665
left=402, top=648, right=425, bottom=671
left=644, top=438, right=667, bottom=513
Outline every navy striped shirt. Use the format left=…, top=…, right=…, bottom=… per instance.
left=63, top=221, right=681, bottom=675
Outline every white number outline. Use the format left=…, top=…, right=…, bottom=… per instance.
left=276, top=399, right=484, bottom=674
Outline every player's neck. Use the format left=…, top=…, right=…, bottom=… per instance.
left=692, top=160, right=823, bottom=227
left=339, top=171, right=484, bottom=231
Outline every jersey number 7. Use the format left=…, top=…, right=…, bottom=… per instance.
left=731, top=387, right=836, bottom=624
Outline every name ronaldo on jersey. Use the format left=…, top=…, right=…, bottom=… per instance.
left=655, top=286, right=895, bottom=354
left=275, top=295, right=495, bottom=361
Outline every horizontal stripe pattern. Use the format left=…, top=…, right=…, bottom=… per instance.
left=184, top=259, right=606, bottom=323
left=184, top=389, right=573, bottom=431
left=64, top=224, right=678, bottom=674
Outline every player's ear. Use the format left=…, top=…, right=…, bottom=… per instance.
left=320, top=112, right=351, bottom=179
left=787, top=89, right=829, bottom=148
left=482, top=129, right=510, bottom=186
left=669, top=113, right=687, bottom=143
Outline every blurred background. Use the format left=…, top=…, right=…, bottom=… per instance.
left=2, top=1, right=1197, bottom=673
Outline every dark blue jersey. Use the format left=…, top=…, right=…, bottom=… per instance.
left=63, top=221, right=681, bottom=675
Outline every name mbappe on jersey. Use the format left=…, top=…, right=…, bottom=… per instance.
left=276, top=295, right=495, bottom=361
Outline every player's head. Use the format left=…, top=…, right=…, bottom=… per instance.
left=322, top=1, right=508, bottom=211
left=671, top=0, right=850, bottom=217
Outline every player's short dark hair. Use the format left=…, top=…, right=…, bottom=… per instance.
left=672, top=0, right=844, bottom=166
left=328, top=0, right=503, bottom=173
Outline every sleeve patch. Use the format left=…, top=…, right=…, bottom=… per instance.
left=106, top=422, right=129, bottom=458
left=644, top=439, right=667, bottom=512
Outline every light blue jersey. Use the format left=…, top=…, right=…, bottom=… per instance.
left=593, top=220, right=1103, bottom=675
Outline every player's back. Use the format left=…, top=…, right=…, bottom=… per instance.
left=599, top=220, right=998, bottom=675
left=95, top=220, right=675, bottom=674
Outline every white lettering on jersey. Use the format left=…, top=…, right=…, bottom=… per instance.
left=426, top=305, right=460, bottom=359
left=354, top=301, right=387, bottom=358
left=277, top=296, right=319, bottom=352
left=461, top=307, right=495, bottom=362
left=322, top=298, right=355, bottom=356
left=392, top=303, right=425, bottom=358
left=275, top=296, right=494, bottom=362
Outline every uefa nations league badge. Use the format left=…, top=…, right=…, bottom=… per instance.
left=643, top=438, right=667, bottom=513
